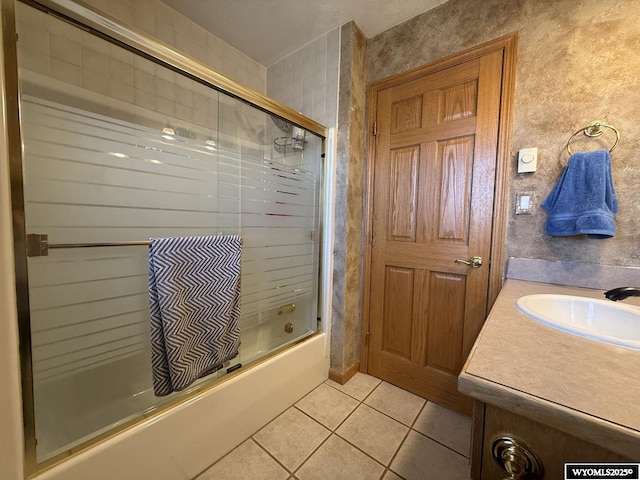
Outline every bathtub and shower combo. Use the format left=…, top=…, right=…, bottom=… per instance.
left=5, top=1, right=334, bottom=478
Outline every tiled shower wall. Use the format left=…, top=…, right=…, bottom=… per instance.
left=27, top=0, right=265, bottom=93
left=266, top=27, right=340, bottom=128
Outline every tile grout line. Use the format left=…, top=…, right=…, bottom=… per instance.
left=378, top=396, right=430, bottom=480
left=284, top=378, right=377, bottom=478
left=249, top=437, right=294, bottom=477
left=249, top=382, right=336, bottom=478
left=324, top=379, right=421, bottom=480
left=411, top=428, right=471, bottom=460
left=323, top=377, right=382, bottom=403
left=202, top=376, right=470, bottom=479
left=288, top=405, right=335, bottom=477
left=216, top=380, right=338, bottom=479
left=299, top=380, right=379, bottom=462
left=325, top=379, right=471, bottom=474
left=289, top=379, right=399, bottom=479
left=325, top=379, right=427, bottom=429
left=409, top=399, right=471, bottom=460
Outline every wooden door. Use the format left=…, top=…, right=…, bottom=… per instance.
left=365, top=40, right=514, bottom=415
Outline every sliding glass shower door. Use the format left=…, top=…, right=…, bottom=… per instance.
left=15, top=0, right=325, bottom=465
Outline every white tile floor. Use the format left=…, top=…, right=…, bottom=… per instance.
left=196, top=373, right=472, bottom=480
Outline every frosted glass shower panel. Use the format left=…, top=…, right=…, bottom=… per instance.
left=16, top=2, right=323, bottom=463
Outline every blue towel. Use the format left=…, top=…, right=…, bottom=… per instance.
left=541, top=149, right=618, bottom=239
left=149, top=235, right=242, bottom=396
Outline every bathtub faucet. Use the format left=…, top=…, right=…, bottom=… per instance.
left=604, top=287, right=640, bottom=302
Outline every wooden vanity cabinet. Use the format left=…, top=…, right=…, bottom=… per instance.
left=471, top=401, right=634, bottom=479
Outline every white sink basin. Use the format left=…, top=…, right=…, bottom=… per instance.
left=516, top=294, right=640, bottom=350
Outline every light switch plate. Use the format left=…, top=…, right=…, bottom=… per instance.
left=518, top=147, right=538, bottom=173
left=515, top=192, right=535, bottom=215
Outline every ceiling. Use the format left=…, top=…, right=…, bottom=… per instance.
left=162, top=0, right=449, bottom=66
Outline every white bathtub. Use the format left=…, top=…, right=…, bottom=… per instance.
left=34, top=332, right=329, bottom=480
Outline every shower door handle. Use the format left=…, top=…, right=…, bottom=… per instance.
left=455, top=256, right=483, bottom=268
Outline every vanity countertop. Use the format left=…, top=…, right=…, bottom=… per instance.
left=458, top=279, right=640, bottom=459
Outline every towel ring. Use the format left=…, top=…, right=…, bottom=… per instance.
left=566, top=120, right=620, bottom=155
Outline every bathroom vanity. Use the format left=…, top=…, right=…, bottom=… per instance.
left=459, top=280, right=640, bottom=479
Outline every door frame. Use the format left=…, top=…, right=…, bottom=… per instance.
left=361, top=33, right=518, bottom=372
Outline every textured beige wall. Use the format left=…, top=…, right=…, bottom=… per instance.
left=367, top=0, right=640, bottom=268
left=343, top=23, right=368, bottom=370
left=330, top=22, right=368, bottom=376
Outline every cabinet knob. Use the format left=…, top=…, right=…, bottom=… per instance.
left=491, top=436, right=543, bottom=480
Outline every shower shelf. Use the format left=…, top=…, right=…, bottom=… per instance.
left=274, top=136, right=305, bottom=154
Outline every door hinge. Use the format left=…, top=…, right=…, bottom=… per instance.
left=373, top=121, right=377, bottom=136
left=368, top=229, right=373, bottom=245
left=365, top=331, right=370, bottom=346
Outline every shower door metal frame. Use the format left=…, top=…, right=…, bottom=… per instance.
left=1, top=0, right=36, bottom=475
left=4, top=0, right=329, bottom=475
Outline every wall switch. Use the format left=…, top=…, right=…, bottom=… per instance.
left=515, top=192, right=535, bottom=215
left=517, top=147, right=538, bottom=173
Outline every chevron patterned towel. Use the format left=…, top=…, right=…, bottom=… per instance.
left=149, top=235, right=242, bottom=396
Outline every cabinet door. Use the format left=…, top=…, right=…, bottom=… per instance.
left=480, top=404, right=632, bottom=479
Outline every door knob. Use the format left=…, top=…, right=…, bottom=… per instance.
left=455, top=256, right=483, bottom=268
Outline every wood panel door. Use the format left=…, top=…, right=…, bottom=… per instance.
left=365, top=40, right=514, bottom=415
